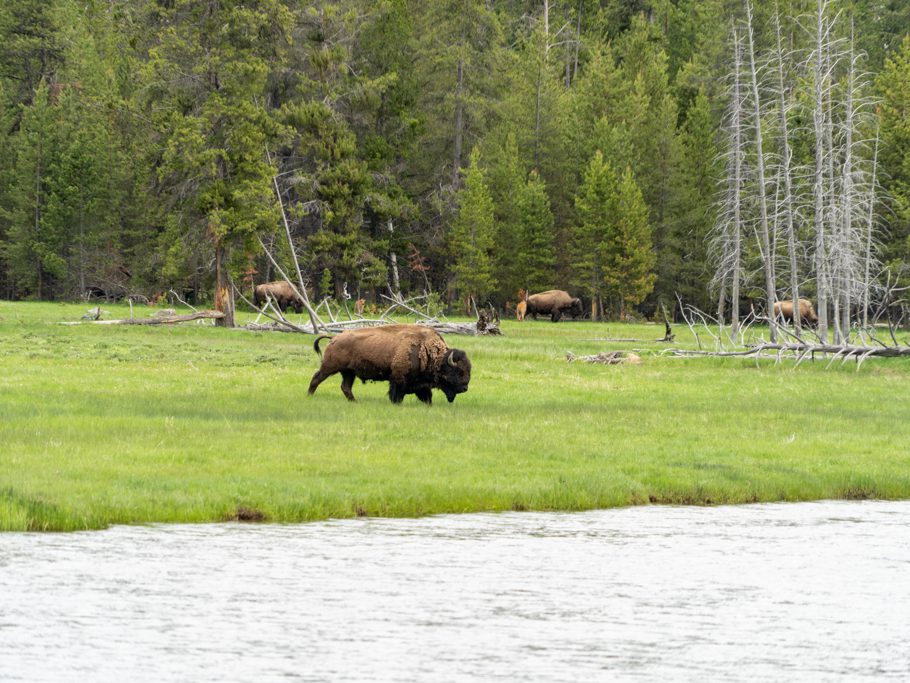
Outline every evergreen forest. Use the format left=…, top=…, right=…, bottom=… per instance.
left=1, top=0, right=909, bottom=323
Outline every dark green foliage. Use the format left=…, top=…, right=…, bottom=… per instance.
left=0, top=0, right=906, bottom=317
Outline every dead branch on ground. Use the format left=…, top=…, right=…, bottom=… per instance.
left=566, top=351, right=642, bottom=365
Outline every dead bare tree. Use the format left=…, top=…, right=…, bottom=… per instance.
left=745, top=1, right=778, bottom=342
left=771, top=6, right=803, bottom=337
left=712, top=25, right=747, bottom=340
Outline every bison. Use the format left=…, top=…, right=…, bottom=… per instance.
left=254, top=281, right=305, bottom=313
left=525, top=289, right=584, bottom=322
left=773, top=298, right=819, bottom=327
left=308, top=324, right=472, bottom=404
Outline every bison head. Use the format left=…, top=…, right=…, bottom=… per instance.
left=570, top=297, right=584, bottom=319
left=436, top=348, right=472, bottom=402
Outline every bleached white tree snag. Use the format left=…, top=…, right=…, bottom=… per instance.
left=862, top=133, right=879, bottom=329
left=267, top=151, right=325, bottom=334
left=745, top=1, right=777, bottom=342
left=771, top=8, right=802, bottom=337
left=811, top=0, right=830, bottom=342
left=713, top=26, right=747, bottom=340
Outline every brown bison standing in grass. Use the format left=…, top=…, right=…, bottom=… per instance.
left=525, top=290, right=584, bottom=322
left=254, top=281, right=305, bottom=313
left=308, top=324, right=472, bottom=404
left=773, top=298, right=819, bottom=327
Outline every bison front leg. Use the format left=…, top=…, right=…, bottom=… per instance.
left=340, top=370, right=357, bottom=401
left=388, top=382, right=406, bottom=404
left=551, top=309, right=562, bottom=323
left=415, top=387, right=432, bottom=405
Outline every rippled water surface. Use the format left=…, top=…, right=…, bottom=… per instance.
left=2, top=501, right=910, bottom=681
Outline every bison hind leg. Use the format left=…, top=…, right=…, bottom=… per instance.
left=340, top=370, right=357, bottom=401
left=415, top=387, right=432, bottom=405
left=308, top=369, right=330, bottom=396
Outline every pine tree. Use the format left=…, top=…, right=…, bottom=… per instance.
left=573, top=150, right=617, bottom=319
left=667, top=89, right=720, bottom=311
left=516, top=169, right=556, bottom=294
left=601, top=167, right=656, bottom=318
left=877, top=36, right=910, bottom=288
left=451, top=148, right=496, bottom=307
left=4, top=81, right=63, bottom=298
left=141, top=0, right=291, bottom=326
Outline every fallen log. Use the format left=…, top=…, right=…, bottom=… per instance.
left=566, top=351, right=642, bottom=365
left=666, top=341, right=910, bottom=369
left=63, top=310, right=225, bottom=325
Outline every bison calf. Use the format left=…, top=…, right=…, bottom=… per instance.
left=773, top=298, right=818, bottom=327
left=525, top=289, right=584, bottom=322
left=308, top=324, right=472, bottom=404
left=516, top=300, right=527, bottom=321
left=254, top=281, right=305, bottom=314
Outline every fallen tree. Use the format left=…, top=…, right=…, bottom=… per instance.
left=666, top=341, right=910, bottom=369
left=63, top=310, right=225, bottom=325
left=236, top=285, right=501, bottom=336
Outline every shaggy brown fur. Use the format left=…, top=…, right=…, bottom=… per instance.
left=254, top=281, right=304, bottom=313
left=525, top=289, right=584, bottom=322
left=308, top=324, right=472, bottom=404
left=773, top=298, right=819, bottom=327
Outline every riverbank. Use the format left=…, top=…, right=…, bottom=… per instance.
left=2, top=301, right=909, bottom=531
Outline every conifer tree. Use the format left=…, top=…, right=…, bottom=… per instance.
left=516, top=169, right=556, bottom=294
left=573, top=150, right=617, bottom=319
left=451, top=148, right=496, bottom=307
left=141, top=0, right=291, bottom=326
left=877, top=36, right=910, bottom=288
left=601, top=167, right=656, bottom=319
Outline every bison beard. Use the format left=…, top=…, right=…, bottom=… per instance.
left=308, top=325, right=472, bottom=404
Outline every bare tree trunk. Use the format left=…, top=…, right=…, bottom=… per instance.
left=214, top=235, right=234, bottom=328
left=773, top=9, right=801, bottom=337
left=573, top=0, right=582, bottom=83
left=862, top=133, right=879, bottom=328
left=812, top=0, right=829, bottom=343
left=824, top=28, right=843, bottom=344
left=717, top=281, right=726, bottom=327
left=452, top=58, right=465, bottom=189
left=745, top=1, right=777, bottom=342
left=534, top=64, right=542, bottom=168
left=388, top=219, right=400, bottom=295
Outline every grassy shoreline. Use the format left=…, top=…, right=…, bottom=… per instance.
left=2, top=301, right=909, bottom=531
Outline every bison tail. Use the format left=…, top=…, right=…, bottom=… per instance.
left=313, top=335, right=332, bottom=357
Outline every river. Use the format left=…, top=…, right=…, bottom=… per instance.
left=1, top=500, right=909, bottom=681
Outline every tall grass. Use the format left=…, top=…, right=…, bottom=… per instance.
left=1, top=301, right=909, bottom=531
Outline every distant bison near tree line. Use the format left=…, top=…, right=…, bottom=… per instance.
left=254, top=281, right=305, bottom=313
left=525, top=290, right=584, bottom=322
left=308, top=324, right=472, bottom=404
left=773, top=298, right=819, bottom=327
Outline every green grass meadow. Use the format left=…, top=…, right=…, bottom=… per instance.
left=1, top=300, right=909, bottom=531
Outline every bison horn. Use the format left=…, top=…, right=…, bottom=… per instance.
left=447, top=351, right=457, bottom=368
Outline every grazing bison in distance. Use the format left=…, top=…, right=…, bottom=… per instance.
left=254, top=281, right=305, bottom=313
left=308, top=324, right=472, bottom=404
left=773, top=298, right=819, bottom=327
left=525, top=290, right=584, bottom=322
